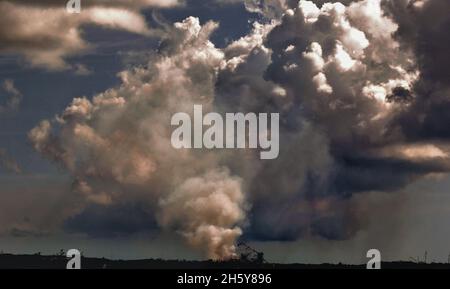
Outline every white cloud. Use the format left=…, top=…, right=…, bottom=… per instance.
left=0, top=0, right=181, bottom=70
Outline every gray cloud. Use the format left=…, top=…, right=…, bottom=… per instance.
left=382, top=0, right=450, bottom=142
left=0, top=79, right=21, bottom=114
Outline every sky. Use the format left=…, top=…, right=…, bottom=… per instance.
left=1, top=0, right=450, bottom=264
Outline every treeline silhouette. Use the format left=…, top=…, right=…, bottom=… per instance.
left=1, top=252, right=450, bottom=269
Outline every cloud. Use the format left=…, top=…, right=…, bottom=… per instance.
left=382, top=0, right=450, bottom=141
left=244, top=0, right=291, bottom=18
left=0, top=79, right=22, bottom=113
left=73, top=64, right=93, bottom=76
left=216, top=0, right=450, bottom=241
left=0, top=0, right=181, bottom=70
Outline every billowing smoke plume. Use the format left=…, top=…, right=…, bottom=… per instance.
left=29, top=17, right=248, bottom=259
left=158, top=169, right=246, bottom=259
left=28, top=0, right=450, bottom=258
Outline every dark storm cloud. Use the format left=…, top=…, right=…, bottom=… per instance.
left=383, top=0, right=450, bottom=84
left=216, top=0, right=450, bottom=242
left=334, top=154, right=450, bottom=194
left=383, top=0, right=450, bottom=142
